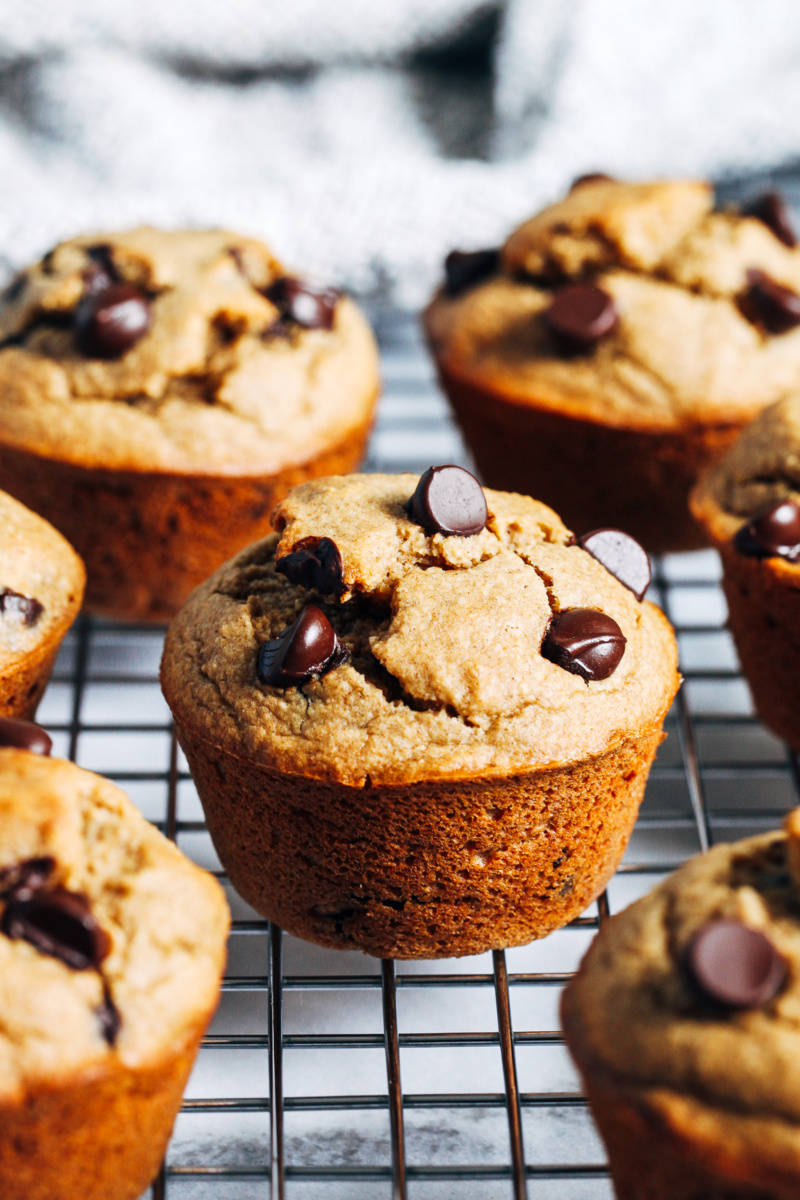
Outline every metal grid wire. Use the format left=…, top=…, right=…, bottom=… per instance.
left=34, top=307, right=800, bottom=1200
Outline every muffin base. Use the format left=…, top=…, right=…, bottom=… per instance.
left=0, top=414, right=374, bottom=623
left=175, top=720, right=664, bottom=959
left=0, top=635, right=66, bottom=721
left=438, top=370, right=744, bottom=554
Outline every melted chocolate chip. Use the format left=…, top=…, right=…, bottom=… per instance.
left=544, top=283, right=618, bottom=351
left=743, top=268, right=800, bottom=334
left=275, top=536, right=345, bottom=596
left=570, top=172, right=615, bottom=190
left=265, top=276, right=340, bottom=330
left=0, top=716, right=52, bottom=756
left=734, top=500, right=800, bottom=562
left=686, top=918, right=786, bottom=1010
left=1, top=885, right=111, bottom=970
left=258, top=605, right=347, bottom=688
left=97, top=984, right=122, bottom=1046
left=83, top=244, right=117, bottom=295
left=74, top=283, right=152, bottom=358
left=541, top=609, right=626, bottom=682
left=406, top=465, right=488, bottom=537
left=578, top=529, right=651, bottom=601
left=0, top=856, right=56, bottom=901
left=743, top=192, right=797, bottom=249
left=444, top=249, right=500, bottom=296
left=0, top=587, right=43, bottom=626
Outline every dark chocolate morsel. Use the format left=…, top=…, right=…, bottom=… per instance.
left=406, top=465, right=488, bottom=537
left=444, top=249, right=500, bottom=296
left=97, top=984, right=122, bottom=1046
left=0, top=856, right=56, bottom=901
left=258, top=604, right=346, bottom=688
left=541, top=608, right=626, bottom=682
left=0, top=716, right=52, bottom=756
left=570, top=172, right=615, bottom=190
left=0, top=587, right=43, bottom=626
left=686, top=918, right=786, bottom=1010
left=74, top=282, right=152, bottom=358
left=83, top=244, right=118, bottom=295
left=578, top=528, right=651, bottom=601
left=1, top=885, right=111, bottom=970
left=743, top=268, right=800, bottom=335
left=275, top=536, right=345, bottom=596
left=734, top=500, right=800, bottom=562
left=743, top=192, right=797, bottom=249
left=265, top=276, right=340, bottom=330
left=544, top=283, right=618, bottom=351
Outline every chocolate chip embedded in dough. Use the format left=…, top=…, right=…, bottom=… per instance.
left=570, top=172, right=616, bottom=191
left=97, top=984, right=122, bottom=1046
left=0, top=856, right=56, bottom=901
left=743, top=269, right=800, bottom=335
left=406, top=465, right=488, bottom=537
left=733, top=500, right=800, bottom=562
left=275, top=536, right=345, bottom=596
left=0, top=716, right=52, bottom=756
left=578, top=528, right=651, bottom=601
left=743, top=191, right=797, bottom=249
left=686, top=918, right=786, bottom=1010
left=83, top=244, right=118, bottom=295
left=444, top=249, right=500, bottom=297
left=1, top=885, right=112, bottom=971
left=258, top=604, right=347, bottom=688
left=0, top=587, right=43, bottom=626
left=544, top=283, right=618, bottom=351
left=265, top=276, right=340, bottom=331
left=541, top=609, right=626, bottom=682
left=74, top=282, right=152, bottom=358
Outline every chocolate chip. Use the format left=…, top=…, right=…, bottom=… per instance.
left=406, top=465, right=488, bottom=537
left=97, top=984, right=121, bottom=1046
left=570, top=172, right=615, bottom=190
left=83, top=244, right=117, bottom=295
left=74, top=283, right=152, bottom=358
left=0, top=856, right=56, bottom=901
left=544, top=283, right=618, bottom=351
left=734, top=500, right=800, bottom=562
left=265, top=276, right=340, bottom=330
left=0, top=717, right=52, bottom=756
left=275, top=536, right=345, bottom=596
left=541, top=609, right=626, bottom=682
left=1, top=885, right=111, bottom=970
left=743, top=192, right=797, bottom=248
left=444, top=249, right=500, bottom=296
left=0, top=587, right=43, bottom=626
left=686, top=919, right=786, bottom=1010
left=743, top=268, right=800, bottom=334
left=258, top=604, right=347, bottom=688
left=578, top=528, right=651, bottom=601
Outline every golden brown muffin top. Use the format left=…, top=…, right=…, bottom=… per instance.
left=0, top=490, right=85, bottom=673
left=425, top=179, right=800, bottom=431
left=161, top=472, right=679, bottom=786
left=563, top=816, right=800, bottom=1132
left=0, top=750, right=229, bottom=1103
left=0, top=228, right=379, bottom=473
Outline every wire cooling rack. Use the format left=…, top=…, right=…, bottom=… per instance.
left=35, top=306, right=800, bottom=1200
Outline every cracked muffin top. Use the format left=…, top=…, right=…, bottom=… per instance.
left=0, top=489, right=84, bottom=674
left=563, top=813, right=800, bottom=1155
left=425, top=179, right=800, bottom=431
left=0, top=749, right=228, bottom=1103
left=160, top=472, right=679, bottom=786
left=0, top=228, right=379, bottom=473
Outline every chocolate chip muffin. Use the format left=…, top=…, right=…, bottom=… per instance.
left=0, top=489, right=84, bottom=720
left=161, top=469, right=678, bottom=959
left=424, top=179, right=800, bottom=552
left=691, top=393, right=800, bottom=750
left=562, top=812, right=800, bottom=1200
left=0, top=229, right=380, bottom=621
left=0, top=747, right=229, bottom=1200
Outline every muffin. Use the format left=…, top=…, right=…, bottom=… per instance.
left=691, top=394, right=800, bottom=750
left=0, top=489, right=84, bottom=719
left=0, top=229, right=380, bottom=621
left=161, top=469, right=678, bottom=959
left=424, top=178, right=800, bottom=552
left=562, top=811, right=800, bottom=1200
left=0, top=746, right=229, bottom=1200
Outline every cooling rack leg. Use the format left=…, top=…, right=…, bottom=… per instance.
left=597, top=890, right=610, bottom=926
left=269, top=922, right=285, bottom=1200
left=493, top=949, right=527, bottom=1200
left=381, top=958, right=407, bottom=1200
